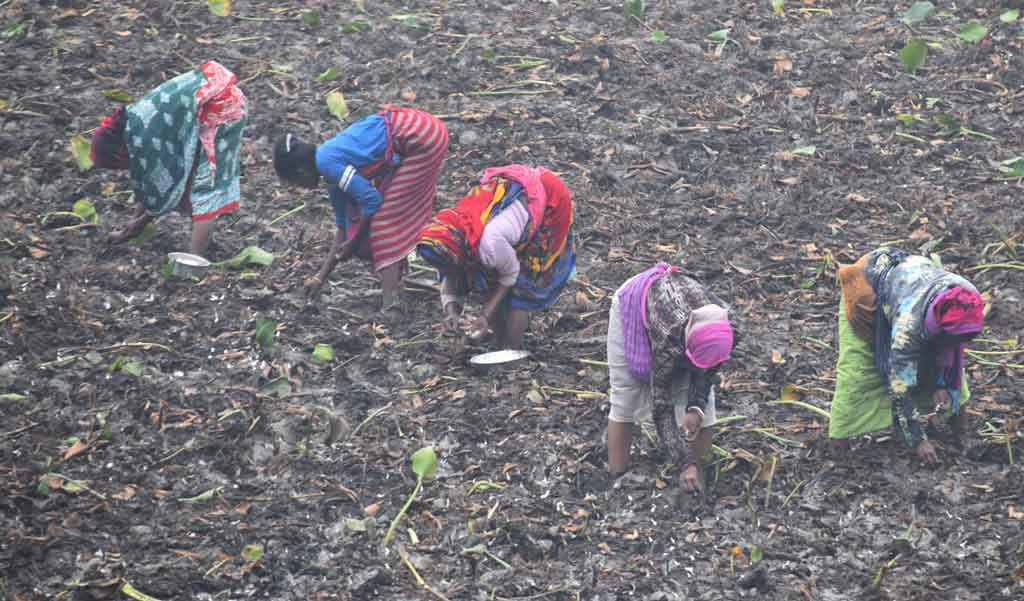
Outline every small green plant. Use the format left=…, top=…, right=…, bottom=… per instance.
left=73, top=199, right=99, bottom=224
left=207, top=0, right=230, bottom=17
left=707, top=28, right=737, bottom=55
left=649, top=30, right=667, bottom=43
left=623, top=0, right=645, bottom=20
left=311, top=343, right=334, bottom=363
left=254, top=317, right=277, bottom=351
left=325, top=90, right=349, bottom=121
left=70, top=135, right=93, bottom=171
left=341, top=20, right=371, bottom=33
left=1, top=22, right=26, bottom=39
left=998, top=157, right=1024, bottom=180
left=301, top=9, right=321, bottom=27
left=958, top=22, right=987, bottom=43
left=901, top=1, right=935, bottom=24
left=102, top=89, right=134, bottom=103
left=316, top=67, right=340, bottom=82
left=771, top=0, right=784, bottom=16
left=900, top=39, right=927, bottom=73
left=1001, top=9, right=1020, bottom=23
left=212, top=245, right=274, bottom=269
left=383, top=446, right=438, bottom=545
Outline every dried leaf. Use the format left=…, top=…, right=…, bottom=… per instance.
left=63, top=439, right=89, bottom=461
left=1009, top=505, right=1024, bottom=520
left=790, top=87, right=811, bottom=97
left=773, top=56, right=793, bottom=74
left=771, top=350, right=786, bottom=365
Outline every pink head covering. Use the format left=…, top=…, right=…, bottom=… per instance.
left=684, top=305, right=734, bottom=369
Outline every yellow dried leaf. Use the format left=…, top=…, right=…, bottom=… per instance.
left=773, top=57, right=793, bottom=74
left=63, top=439, right=89, bottom=461
left=771, top=350, right=786, bottom=364
left=791, top=87, right=811, bottom=97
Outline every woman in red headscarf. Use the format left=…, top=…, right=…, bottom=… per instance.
left=90, top=60, right=247, bottom=256
left=830, top=248, right=984, bottom=465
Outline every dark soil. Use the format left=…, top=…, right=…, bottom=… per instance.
left=2, top=1, right=1023, bottom=600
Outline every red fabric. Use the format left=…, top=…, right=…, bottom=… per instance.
left=90, top=107, right=130, bottom=170
left=357, top=107, right=449, bottom=271
left=930, top=287, right=984, bottom=335
left=194, top=61, right=247, bottom=167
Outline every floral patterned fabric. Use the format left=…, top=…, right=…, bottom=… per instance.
left=862, top=247, right=978, bottom=446
left=124, top=61, right=247, bottom=218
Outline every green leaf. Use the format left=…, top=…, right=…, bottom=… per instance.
left=708, top=28, right=731, bottom=43
left=1001, top=9, right=1020, bottom=23
left=102, top=89, right=134, bottom=103
left=36, top=476, right=51, bottom=497
left=772, top=0, right=785, bottom=16
left=70, top=135, right=93, bottom=172
left=901, top=2, right=935, bottom=24
left=311, top=343, right=334, bottom=363
left=180, top=486, right=222, bottom=504
left=61, top=479, right=87, bottom=493
left=925, top=97, right=941, bottom=109
left=255, top=317, right=277, bottom=351
left=120, top=582, right=163, bottom=601
left=958, top=22, right=987, bottom=43
left=121, top=360, right=144, bottom=377
left=895, top=114, right=919, bottom=127
left=301, top=9, right=321, bottom=27
left=481, top=48, right=497, bottom=61
left=162, top=261, right=174, bottom=281
left=127, top=222, right=157, bottom=246
left=387, top=13, right=423, bottom=28
left=649, top=30, right=667, bottom=43
left=261, top=377, right=293, bottom=397
left=341, top=20, right=371, bottom=33
left=240, top=543, right=264, bottom=562
left=999, top=157, right=1024, bottom=178
left=751, top=545, right=763, bottom=564
left=623, top=0, right=645, bottom=20
left=411, top=446, right=438, bottom=481
left=1, top=22, right=26, bottom=39
left=73, top=199, right=98, bottom=224
left=936, top=114, right=961, bottom=133
left=326, top=90, right=350, bottom=121
left=316, top=67, right=340, bottom=82
left=213, top=245, right=275, bottom=269
left=0, top=393, right=28, bottom=402
left=792, top=145, right=816, bottom=156
left=899, top=38, right=927, bottom=74
left=207, top=0, right=231, bottom=17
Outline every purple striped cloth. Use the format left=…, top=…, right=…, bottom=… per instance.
left=616, top=262, right=677, bottom=380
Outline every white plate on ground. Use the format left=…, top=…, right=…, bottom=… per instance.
left=469, top=349, right=532, bottom=367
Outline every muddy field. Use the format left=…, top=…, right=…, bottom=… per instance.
left=2, top=1, right=1023, bottom=599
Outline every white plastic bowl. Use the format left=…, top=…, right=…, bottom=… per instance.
left=167, top=252, right=211, bottom=278
left=469, top=349, right=532, bottom=368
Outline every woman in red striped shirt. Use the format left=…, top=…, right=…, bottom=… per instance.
left=275, top=107, right=448, bottom=310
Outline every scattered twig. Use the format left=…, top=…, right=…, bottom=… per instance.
left=1, top=422, right=40, bottom=439
left=398, top=544, right=451, bottom=601
left=352, top=403, right=393, bottom=436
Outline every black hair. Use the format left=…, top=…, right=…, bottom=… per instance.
left=272, top=134, right=317, bottom=182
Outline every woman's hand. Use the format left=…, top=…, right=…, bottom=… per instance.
left=680, top=464, right=702, bottom=492
left=336, top=239, right=356, bottom=262
left=915, top=439, right=939, bottom=465
left=468, top=314, right=491, bottom=340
